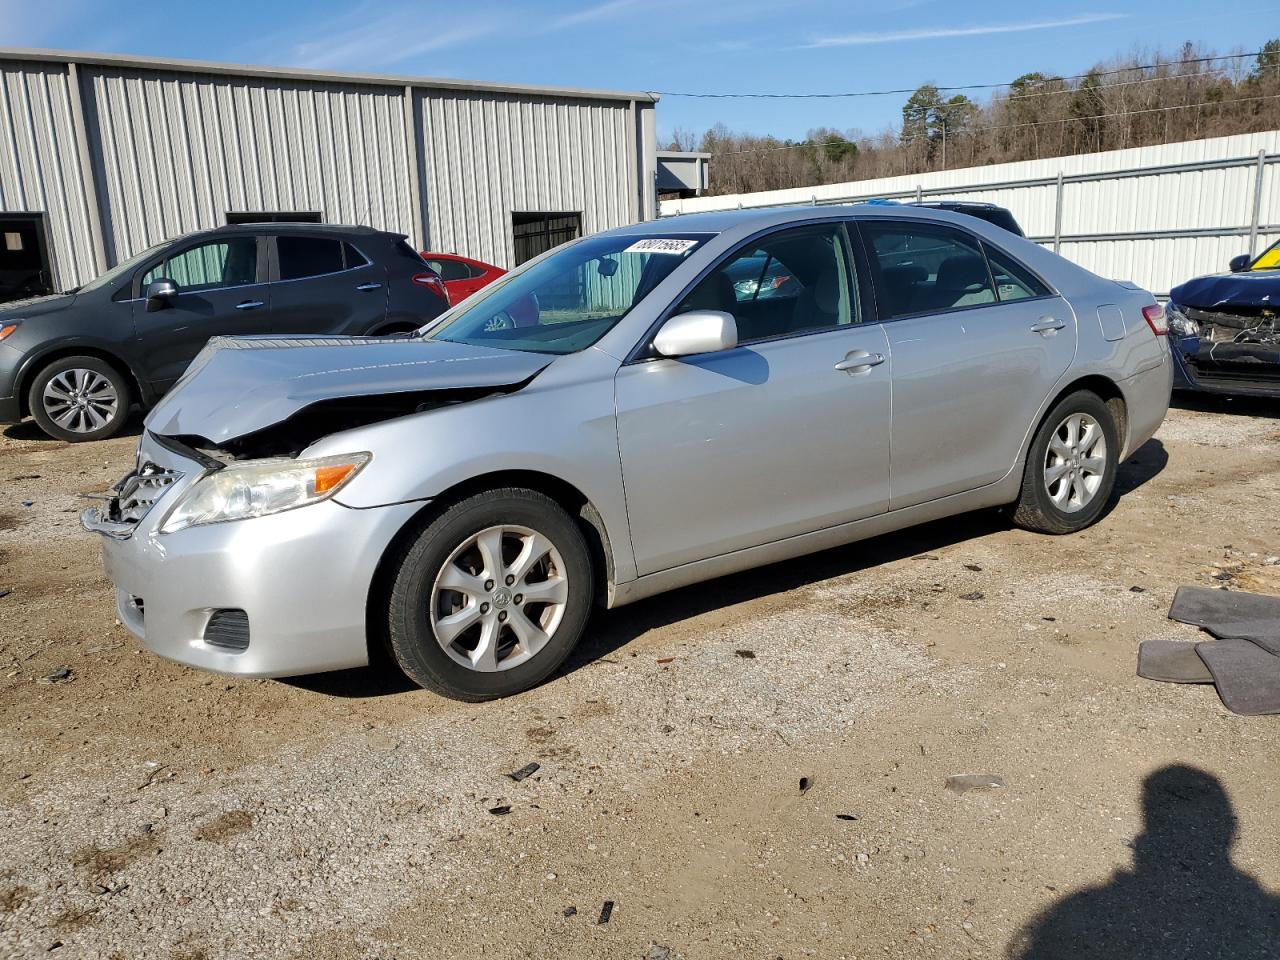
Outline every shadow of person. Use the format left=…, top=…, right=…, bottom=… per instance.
left=1007, top=765, right=1280, bottom=959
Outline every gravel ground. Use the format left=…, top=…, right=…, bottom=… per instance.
left=1, top=395, right=1279, bottom=959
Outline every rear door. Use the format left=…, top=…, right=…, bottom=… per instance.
left=858, top=218, right=1076, bottom=509
left=131, top=235, right=269, bottom=390
left=268, top=234, right=388, bottom=335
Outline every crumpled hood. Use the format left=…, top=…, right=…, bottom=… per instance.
left=0, top=293, right=76, bottom=319
left=1170, top=271, right=1280, bottom=310
left=145, top=335, right=551, bottom=444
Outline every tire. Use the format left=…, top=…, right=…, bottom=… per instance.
left=387, top=488, right=594, bottom=701
left=1011, top=390, right=1119, bottom=535
left=28, top=355, right=132, bottom=442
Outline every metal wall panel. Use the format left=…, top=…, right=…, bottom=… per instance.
left=0, top=60, right=98, bottom=289
left=417, top=90, right=635, bottom=269
left=83, top=67, right=416, bottom=264
left=661, top=131, right=1280, bottom=296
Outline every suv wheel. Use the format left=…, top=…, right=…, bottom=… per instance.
left=387, top=488, right=593, bottom=701
left=28, top=356, right=131, bottom=442
left=1011, top=390, right=1119, bottom=534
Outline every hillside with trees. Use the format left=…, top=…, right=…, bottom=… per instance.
left=665, top=41, right=1280, bottom=196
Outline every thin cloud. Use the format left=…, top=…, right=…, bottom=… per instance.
left=291, top=16, right=498, bottom=69
left=549, top=0, right=642, bottom=29
left=807, top=12, right=1127, bottom=48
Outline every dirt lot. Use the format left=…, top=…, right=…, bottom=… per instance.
left=2, top=397, right=1279, bottom=959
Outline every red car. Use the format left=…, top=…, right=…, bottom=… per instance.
left=419, top=252, right=505, bottom=304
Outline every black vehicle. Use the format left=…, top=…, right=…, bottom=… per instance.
left=911, top=200, right=1025, bottom=237
left=0, top=224, right=449, bottom=441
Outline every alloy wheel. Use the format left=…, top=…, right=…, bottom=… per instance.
left=42, top=368, right=120, bottom=434
left=430, top=524, right=568, bottom=672
left=1043, top=412, right=1107, bottom=513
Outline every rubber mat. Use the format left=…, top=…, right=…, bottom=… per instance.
left=1137, top=639, right=1215, bottom=684
left=1196, top=639, right=1280, bottom=716
left=1168, top=587, right=1280, bottom=655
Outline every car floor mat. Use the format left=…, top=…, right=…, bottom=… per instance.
left=1137, top=639, right=1215, bottom=684
left=1168, top=586, right=1280, bottom=655
left=1196, top=639, right=1280, bottom=716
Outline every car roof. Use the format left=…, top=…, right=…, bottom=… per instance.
left=200, top=222, right=390, bottom=238
left=607, top=202, right=1008, bottom=237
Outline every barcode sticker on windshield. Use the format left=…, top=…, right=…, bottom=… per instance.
left=623, top=238, right=699, bottom=255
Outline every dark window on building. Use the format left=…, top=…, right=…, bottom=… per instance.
left=512, top=212, right=582, bottom=266
left=278, top=237, right=346, bottom=280
left=0, top=214, right=52, bottom=304
left=227, top=211, right=323, bottom=225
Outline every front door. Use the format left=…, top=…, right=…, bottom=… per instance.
left=615, top=222, right=892, bottom=576
left=131, top=235, right=269, bottom=391
left=268, top=234, right=388, bottom=336
left=858, top=219, right=1077, bottom=509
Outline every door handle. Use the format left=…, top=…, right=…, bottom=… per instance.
left=356, top=282, right=383, bottom=292
left=235, top=300, right=265, bottom=310
left=1031, top=317, right=1066, bottom=334
left=834, top=351, right=885, bottom=374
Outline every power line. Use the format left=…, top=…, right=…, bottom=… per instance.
left=711, top=92, right=1280, bottom=157
left=650, top=50, right=1268, bottom=100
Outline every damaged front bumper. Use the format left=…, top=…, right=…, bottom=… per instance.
left=81, top=432, right=422, bottom=678
left=1169, top=303, right=1280, bottom=397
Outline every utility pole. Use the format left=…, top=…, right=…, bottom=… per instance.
left=941, top=118, right=947, bottom=170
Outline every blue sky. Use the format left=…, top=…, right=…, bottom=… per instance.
left=0, top=0, right=1274, bottom=142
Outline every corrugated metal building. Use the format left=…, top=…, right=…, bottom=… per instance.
left=0, top=48, right=658, bottom=297
left=661, top=131, right=1280, bottom=297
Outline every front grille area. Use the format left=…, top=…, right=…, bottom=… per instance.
left=204, top=609, right=250, bottom=651
left=109, top=463, right=183, bottom=525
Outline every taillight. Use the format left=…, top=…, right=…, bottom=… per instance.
left=1141, top=303, right=1168, bottom=336
left=412, top=272, right=450, bottom=306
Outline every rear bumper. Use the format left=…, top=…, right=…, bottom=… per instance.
left=1119, top=354, right=1173, bottom=458
left=83, top=434, right=423, bottom=678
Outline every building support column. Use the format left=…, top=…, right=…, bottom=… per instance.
left=66, top=61, right=109, bottom=275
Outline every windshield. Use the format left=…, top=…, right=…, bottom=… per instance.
left=76, top=242, right=167, bottom=295
left=427, top=233, right=711, bottom=354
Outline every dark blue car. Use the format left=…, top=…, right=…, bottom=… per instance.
left=1167, top=240, right=1280, bottom=398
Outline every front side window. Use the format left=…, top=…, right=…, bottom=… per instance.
left=676, top=223, right=857, bottom=343
left=429, top=234, right=710, bottom=355
left=142, top=238, right=258, bottom=294
left=863, top=221, right=996, bottom=319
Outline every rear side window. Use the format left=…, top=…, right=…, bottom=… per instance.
left=424, top=258, right=474, bottom=281
left=862, top=221, right=995, bottom=319
left=278, top=237, right=344, bottom=280
left=984, top=243, right=1051, bottom=301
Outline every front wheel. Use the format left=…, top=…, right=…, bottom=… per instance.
left=387, top=488, right=594, bottom=701
left=1011, top=390, right=1119, bottom=535
left=28, top=356, right=132, bottom=442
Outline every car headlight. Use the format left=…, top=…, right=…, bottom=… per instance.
left=1166, top=304, right=1199, bottom=338
left=159, top=452, right=370, bottom=533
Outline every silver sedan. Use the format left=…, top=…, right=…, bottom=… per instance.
left=83, top=205, right=1172, bottom=700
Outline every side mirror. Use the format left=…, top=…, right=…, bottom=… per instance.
left=653, top=310, right=738, bottom=358
left=1228, top=254, right=1251, bottom=273
left=145, top=278, right=178, bottom=312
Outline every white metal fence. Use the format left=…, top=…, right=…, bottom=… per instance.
left=659, top=132, right=1280, bottom=297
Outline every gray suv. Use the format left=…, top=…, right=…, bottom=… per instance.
left=0, top=223, right=448, bottom=441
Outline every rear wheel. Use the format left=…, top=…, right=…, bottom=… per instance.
left=387, top=488, right=593, bottom=701
left=28, top=355, right=131, bottom=442
left=1011, top=390, right=1119, bottom=535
